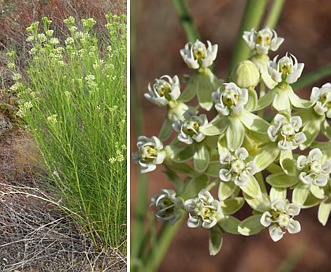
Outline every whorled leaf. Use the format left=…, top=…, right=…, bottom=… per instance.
left=226, top=117, right=245, bottom=151
left=219, top=216, right=241, bottom=234
left=253, top=144, right=279, bottom=171
left=209, top=227, right=223, bottom=256
left=218, top=180, right=237, bottom=201
left=270, top=187, right=286, bottom=202
left=244, top=193, right=270, bottom=212
left=266, top=172, right=297, bottom=188
left=238, top=214, right=264, bottom=236
left=193, top=143, right=210, bottom=173
left=318, top=199, right=331, bottom=226
left=182, top=174, right=209, bottom=199
left=292, top=183, right=309, bottom=206
left=221, top=197, right=245, bottom=215
left=240, top=176, right=262, bottom=199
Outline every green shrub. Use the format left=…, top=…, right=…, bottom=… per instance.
left=7, top=14, right=127, bottom=253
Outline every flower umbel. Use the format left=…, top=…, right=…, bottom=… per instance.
left=219, top=147, right=258, bottom=186
left=144, top=75, right=181, bottom=107
left=184, top=189, right=224, bottom=229
left=243, top=27, right=284, bottom=55
left=180, top=39, right=218, bottom=69
left=173, top=109, right=208, bottom=145
left=267, top=114, right=306, bottom=150
left=261, top=199, right=301, bottom=242
left=133, top=136, right=166, bottom=173
left=151, top=189, right=183, bottom=225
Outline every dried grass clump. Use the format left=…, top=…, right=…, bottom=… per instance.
left=0, top=182, right=127, bottom=272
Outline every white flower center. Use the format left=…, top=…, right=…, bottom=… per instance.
left=141, top=146, right=157, bottom=162
left=256, top=32, right=271, bottom=46
left=279, top=58, right=293, bottom=75
left=280, top=123, right=295, bottom=140
left=277, top=213, right=290, bottom=228
left=308, top=160, right=322, bottom=174
left=320, top=92, right=331, bottom=109
left=231, top=159, right=246, bottom=174
left=222, top=89, right=239, bottom=106
left=183, top=120, right=200, bottom=136
left=192, top=43, right=207, bottom=60
left=155, top=81, right=171, bottom=99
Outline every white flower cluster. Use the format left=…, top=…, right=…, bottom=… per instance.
left=133, top=28, right=331, bottom=255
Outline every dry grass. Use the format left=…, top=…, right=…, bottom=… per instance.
left=0, top=130, right=127, bottom=271
left=0, top=182, right=126, bottom=272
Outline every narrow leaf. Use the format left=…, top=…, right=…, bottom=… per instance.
left=266, top=172, right=297, bottom=188
left=318, top=199, right=331, bottom=226
left=240, top=176, right=262, bottom=198
left=226, top=117, right=244, bottom=151
left=209, top=227, right=223, bottom=256
left=270, top=187, right=286, bottom=202
left=193, top=144, right=210, bottom=173
left=244, top=193, right=270, bottom=212
left=218, top=180, right=236, bottom=201
left=238, top=214, right=264, bottom=236
left=253, top=145, right=279, bottom=171
left=219, top=216, right=241, bottom=234
left=221, top=197, right=245, bottom=215
left=183, top=174, right=209, bottom=199
left=158, top=117, right=174, bottom=141
left=292, top=184, right=309, bottom=206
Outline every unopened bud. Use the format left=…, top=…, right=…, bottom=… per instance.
left=232, top=60, right=260, bottom=88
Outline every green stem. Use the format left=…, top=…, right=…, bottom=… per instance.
left=172, top=0, right=199, bottom=42
left=264, top=0, right=285, bottom=29
left=144, top=219, right=183, bottom=272
left=292, top=63, right=331, bottom=90
left=130, top=0, right=149, bottom=264
left=257, top=81, right=265, bottom=117
left=228, top=0, right=268, bottom=79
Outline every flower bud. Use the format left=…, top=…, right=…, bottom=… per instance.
left=232, top=60, right=260, bottom=88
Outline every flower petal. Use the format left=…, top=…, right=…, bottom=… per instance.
left=269, top=225, right=284, bottom=242
left=287, top=219, right=301, bottom=234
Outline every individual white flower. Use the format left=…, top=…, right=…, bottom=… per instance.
left=180, top=39, right=218, bottom=69
left=268, top=53, right=304, bottom=84
left=212, top=82, right=248, bottom=116
left=297, top=148, right=331, bottom=187
left=184, top=189, right=224, bottom=229
left=132, top=136, right=166, bottom=173
left=150, top=189, right=183, bottom=225
left=310, top=83, right=331, bottom=118
left=267, top=114, right=306, bottom=150
left=144, top=75, right=181, bottom=107
left=219, top=147, right=258, bottom=186
left=243, top=27, right=284, bottom=55
left=260, top=199, right=301, bottom=242
left=173, top=109, right=208, bottom=145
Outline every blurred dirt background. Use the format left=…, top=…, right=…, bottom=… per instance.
left=130, top=1, right=331, bottom=271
